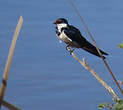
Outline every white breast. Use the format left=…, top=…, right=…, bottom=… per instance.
left=56, top=23, right=72, bottom=44
left=57, top=31, right=72, bottom=44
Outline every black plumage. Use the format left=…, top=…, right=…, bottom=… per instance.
left=54, top=18, right=108, bottom=58
left=63, top=25, right=108, bottom=57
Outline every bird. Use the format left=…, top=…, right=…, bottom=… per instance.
left=53, top=18, right=108, bottom=58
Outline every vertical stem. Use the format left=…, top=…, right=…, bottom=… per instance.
left=0, top=16, right=23, bottom=108
left=103, top=59, right=123, bottom=95
left=68, top=0, right=123, bottom=96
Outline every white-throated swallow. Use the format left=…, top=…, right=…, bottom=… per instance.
left=53, top=18, right=108, bottom=58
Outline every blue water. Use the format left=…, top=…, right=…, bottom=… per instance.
left=0, top=0, right=123, bottom=110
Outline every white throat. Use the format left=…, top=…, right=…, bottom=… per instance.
left=57, top=23, right=67, bottom=33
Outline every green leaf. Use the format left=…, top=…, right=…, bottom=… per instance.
left=114, top=100, right=123, bottom=110
left=118, top=100, right=123, bottom=105
left=98, top=103, right=105, bottom=109
left=115, top=104, right=121, bottom=110
left=118, top=43, right=123, bottom=49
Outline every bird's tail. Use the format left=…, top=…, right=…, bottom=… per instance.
left=81, top=41, right=108, bottom=59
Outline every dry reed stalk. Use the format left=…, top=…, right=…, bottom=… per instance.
left=2, top=100, right=21, bottom=110
left=0, top=16, right=23, bottom=109
left=67, top=47, right=120, bottom=101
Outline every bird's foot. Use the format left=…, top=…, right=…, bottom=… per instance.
left=66, top=45, right=70, bottom=50
left=70, top=48, right=75, bottom=54
left=66, top=45, right=75, bottom=55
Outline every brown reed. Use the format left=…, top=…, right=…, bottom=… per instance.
left=0, top=16, right=23, bottom=110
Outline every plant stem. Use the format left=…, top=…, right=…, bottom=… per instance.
left=67, top=47, right=120, bottom=101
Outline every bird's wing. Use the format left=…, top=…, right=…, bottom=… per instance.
left=82, top=41, right=108, bottom=57
left=63, top=25, right=108, bottom=57
left=62, top=25, right=87, bottom=46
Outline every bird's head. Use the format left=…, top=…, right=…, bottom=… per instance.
left=53, top=18, right=68, bottom=31
left=53, top=18, right=68, bottom=25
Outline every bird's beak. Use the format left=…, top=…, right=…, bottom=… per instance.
left=53, top=20, right=59, bottom=24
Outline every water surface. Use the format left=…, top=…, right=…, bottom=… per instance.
left=0, top=0, right=123, bottom=110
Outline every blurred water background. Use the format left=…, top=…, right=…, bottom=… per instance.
left=0, top=0, right=123, bottom=110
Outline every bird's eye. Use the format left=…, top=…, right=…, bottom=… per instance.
left=58, top=20, right=62, bottom=23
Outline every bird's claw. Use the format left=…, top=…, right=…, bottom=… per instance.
left=69, top=48, right=75, bottom=54
left=66, top=45, right=70, bottom=50
left=66, top=45, right=75, bottom=55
